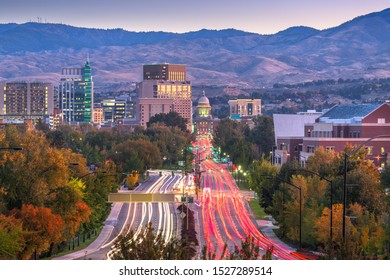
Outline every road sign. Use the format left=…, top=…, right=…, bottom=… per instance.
left=180, top=212, right=186, bottom=219
left=181, top=196, right=186, bottom=203
left=178, top=161, right=184, bottom=166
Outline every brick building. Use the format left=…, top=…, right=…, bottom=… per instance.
left=273, top=104, right=390, bottom=168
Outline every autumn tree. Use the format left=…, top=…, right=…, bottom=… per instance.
left=0, top=129, right=81, bottom=210
left=11, top=204, right=64, bottom=259
left=126, top=172, right=139, bottom=189
left=0, top=214, right=24, bottom=259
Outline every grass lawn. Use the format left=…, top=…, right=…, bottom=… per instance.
left=249, top=200, right=266, bottom=219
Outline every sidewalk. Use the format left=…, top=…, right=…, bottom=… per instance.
left=54, top=203, right=123, bottom=260
left=256, top=218, right=296, bottom=252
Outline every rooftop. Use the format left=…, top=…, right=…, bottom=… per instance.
left=319, top=104, right=381, bottom=121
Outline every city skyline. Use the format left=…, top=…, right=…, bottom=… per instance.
left=0, top=0, right=389, bottom=34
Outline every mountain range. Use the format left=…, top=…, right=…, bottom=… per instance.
left=1, top=8, right=390, bottom=89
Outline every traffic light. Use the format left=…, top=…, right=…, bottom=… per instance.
left=188, top=146, right=193, bottom=151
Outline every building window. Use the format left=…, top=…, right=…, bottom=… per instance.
left=365, top=146, right=373, bottom=155
left=280, top=143, right=288, bottom=150
left=307, top=146, right=315, bottom=153
left=326, top=146, right=335, bottom=152
left=378, top=118, right=385, bottom=124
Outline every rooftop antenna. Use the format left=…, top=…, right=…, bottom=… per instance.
left=87, top=53, right=90, bottom=63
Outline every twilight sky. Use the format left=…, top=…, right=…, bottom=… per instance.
left=0, top=0, right=389, bottom=34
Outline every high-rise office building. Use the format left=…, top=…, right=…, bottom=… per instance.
left=143, top=64, right=186, bottom=81
left=0, top=81, right=53, bottom=120
left=138, top=63, right=192, bottom=130
left=58, top=61, right=94, bottom=123
left=92, top=103, right=104, bottom=124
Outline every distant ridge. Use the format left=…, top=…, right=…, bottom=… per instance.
left=1, top=8, right=390, bottom=87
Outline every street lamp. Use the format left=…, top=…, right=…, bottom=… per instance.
left=0, top=147, right=23, bottom=151
left=342, top=134, right=390, bottom=241
left=79, top=170, right=107, bottom=179
left=263, top=175, right=303, bottom=250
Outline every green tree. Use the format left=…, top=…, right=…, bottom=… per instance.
left=248, top=158, right=279, bottom=212
left=0, top=214, right=24, bottom=259
left=148, top=111, right=188, bottom=131
left=213, top=119, right=257, bottom=168
left=250, top=115, right=275, bottom=156
left=110, top=139, right=162, bottom=172
left=110, top=223, right=189, bottom=260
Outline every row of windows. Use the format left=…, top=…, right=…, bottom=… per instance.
left=305, top=145, right=387, bottom=155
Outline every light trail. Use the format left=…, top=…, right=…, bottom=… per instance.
left=196, top=139, right=302, bottom=260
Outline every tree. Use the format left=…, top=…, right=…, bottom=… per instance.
left=0, top=214, right=24, bottom=259
left=110, top=223, right=189, bottom=260
left=248, top=158, right=279, bottom=212
left=0, top=130, right=80, bottom=210
left=380, top=165, right=390, bottom=191
left=110, top=139, right=162, bottom=172
left=12, top=204, right=64, bottom=259
left=250, top=116, right=275, bottom=156
left=126, top=172, right=139, bottom=189
left=201, top=236, right=274, bottom=260
left=213, top=119, right=257, bottom=168
left=148, top=111, right=188, bottom=131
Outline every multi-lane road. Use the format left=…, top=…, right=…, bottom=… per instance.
left=58, top=138, right=304, bottom=260
left=56, top=171, right=187, bottom=260
left=200, top=160, right=298, bottom=259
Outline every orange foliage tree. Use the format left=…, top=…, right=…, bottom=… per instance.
left=12, top=204, right=64, bottom=259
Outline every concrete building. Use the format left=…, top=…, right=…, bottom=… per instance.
left=58, top=61, right=94, bottom=123
left=139, top=98, right=174, bottom=127
left=93, top=103, right=104, bottom=124
left=137, top=63, right=192, bottom=130
left=0, top=81, right=54, bottom=121
left=228, top=98, right=262, bottom=119
left=273, top=111, right=323, bottom=165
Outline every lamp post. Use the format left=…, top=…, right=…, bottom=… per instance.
left=342, top=134, right=390, bottom=241
left=264, top=175, right=302, bottom=250
left=79, top=170, right=107, bottom=179
left=0, top=147, right=23, bottom=151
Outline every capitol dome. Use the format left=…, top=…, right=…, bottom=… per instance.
left=198, top=91, right=210, bottom=105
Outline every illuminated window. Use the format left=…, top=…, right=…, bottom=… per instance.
left=326, top=146, right=335, bottom=152
left=381, top=147, right=385, bottom=155
left=365, top=146, right=373, bottom=155
left=378, top=118, right=385, bottom=124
